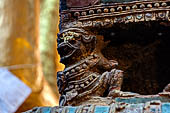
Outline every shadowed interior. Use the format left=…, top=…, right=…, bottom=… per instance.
left=100, top=21, right=170, bottom=95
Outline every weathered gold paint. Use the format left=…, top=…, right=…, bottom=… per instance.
left=39, top=0, right=64, bottom=96
left=0, top=0, right=58, bottom=112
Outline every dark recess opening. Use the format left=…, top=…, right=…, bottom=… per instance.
left=100, top=21, right=170, bottom=95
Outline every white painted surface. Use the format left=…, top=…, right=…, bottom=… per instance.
left=0, top=68, right=31, bottom=113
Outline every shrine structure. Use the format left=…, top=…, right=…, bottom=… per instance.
left=26, top=0, right=170, bottom=112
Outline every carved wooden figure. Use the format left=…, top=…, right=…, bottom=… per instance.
left=57, top=0, right=170, bottom=106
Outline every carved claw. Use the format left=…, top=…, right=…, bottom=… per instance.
left=119, top=91, right=139, bottom=97
left=108, top=90, right=139, bottom=98
left=107, top=69, right=124, bottom=98
left=59, top=95, right=67, bottom=106
left=108, top=69, right=139, bottom=98
left=109, top=69, right=123, bottom=90
left=108, top=90, right=122, bottom=97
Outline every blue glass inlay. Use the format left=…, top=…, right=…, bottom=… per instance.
left=68, top=107, right=77, bottom=113
left=115, top=97, right=170, bottom=104
left=41, top=107, right=51, bottom=113
left=94, top=106, right=110, bottom=113
left=162, top=103, right=170, bottom=113
left=121, top=104, right=143, bottom=113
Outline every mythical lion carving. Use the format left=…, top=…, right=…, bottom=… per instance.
left=57, top=0, right=170, bottom=106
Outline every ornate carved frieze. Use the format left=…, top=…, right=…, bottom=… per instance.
left=60, top=0, right=170, bottom=29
